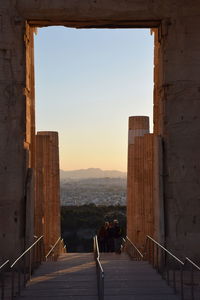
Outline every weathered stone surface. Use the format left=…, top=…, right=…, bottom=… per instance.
left=127, top=116, right=165, bottom=248
left=127, top=116, right=149, bottom=244
left=127, top=117, right=163, bottom=247
left=35, top=135, right=50, bottom=247
left=0, top=6, right=30, bottom=261
left=35, top=132, right=61, bottom=254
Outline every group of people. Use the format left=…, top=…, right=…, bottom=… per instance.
left=97, top=219, right=122, bottom=254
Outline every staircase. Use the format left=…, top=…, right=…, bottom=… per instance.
left=14, top=252, right=180, bottom=300
left=2, top=235, right=199, bottom=299
left=16, top=253, right=98, bottom=300
left=101, top=252, right=179, bottom=300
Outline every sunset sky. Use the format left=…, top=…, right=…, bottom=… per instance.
left=35, top=27, right=154, bottom=172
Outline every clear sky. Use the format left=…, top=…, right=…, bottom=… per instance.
left=34, top=27, right=154, bottom=172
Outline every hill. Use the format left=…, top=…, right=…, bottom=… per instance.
left=60, top=168, right=126, bottom=181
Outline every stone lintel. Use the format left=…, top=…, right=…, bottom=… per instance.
left=16, top=0, right=165, bottom=26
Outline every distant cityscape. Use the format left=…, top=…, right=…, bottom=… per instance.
left=60, top=168, right=127, bottom=206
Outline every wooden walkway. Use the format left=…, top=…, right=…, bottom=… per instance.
left=16, top=252, right=180, bottom=300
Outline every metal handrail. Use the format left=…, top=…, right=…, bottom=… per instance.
left=94, top=235, right=104, bottom=300
left=10, top=235, right=44, bottom=299
left=184, top=257, right=200, bottom=300
left=146, top=235, right=184, bottom=265
left=0, top=237, right=66, bottom=299
left=0, top=260, right=10, bottom=300
left=94, top=236, right=104, bottom=273
left=45, top=237, right=67, bottom=261
left=0, top=261, right=9, bottom=270
left=11, top=236, right=44, bottom=268
left=45, top=237, right=61, bottom=261
left=185, top=257, right=200, bottom=271
left=125, top=236, right=144, bottom=260
left=145, top=235, right=185, bottom=297
left=125, top=235, right=200, bottom=300
left=145, top=235, right=200, bottom=300
left=97, top=257, right=104, bottom=274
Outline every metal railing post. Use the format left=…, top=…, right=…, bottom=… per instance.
left=180, top=266, right=184, bottom=300
left=152, top=240, right=155, bottom=267
left=93, top=235, right=104, bottom=300
left=185, top=257, right=200, bottom=300
left=173, top=269, right=176, bottom=293
left=45, top=237, right=66, bottom=261
left=191, top=267, right=194, bottom=300
left=1, top=274, right=4, bottom=300
left=166, top=265, right=170, bottom=286
left=125, top=236, right=200, bottom=300
left=11, top=269, right=14, bottom=300
left=10, top=236, right=44, bottom=299
left=18, top=264, right=21, bottom=295
left=156, top=244, right=159, bottom=272
left=29, top=249, right=32, bottom=281
left=0, top=260, right=9, bottom=300
left=125, top=237, right=144, bottom=261
left=23, top=255, right=26, bottom=287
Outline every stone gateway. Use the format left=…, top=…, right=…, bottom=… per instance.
left=0, top=0, right=200, bottom=261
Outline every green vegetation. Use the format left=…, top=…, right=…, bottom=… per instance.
left=61, top=205, right=126, bottom=252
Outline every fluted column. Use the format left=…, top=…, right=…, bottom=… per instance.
left=127, top=115, right=164, bottom=249
left=35, top=131, right=60, bottom=253
left=127, top=116, right=149, bottom=244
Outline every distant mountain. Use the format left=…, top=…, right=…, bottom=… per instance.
left=60, top=168, right=126, bottom=180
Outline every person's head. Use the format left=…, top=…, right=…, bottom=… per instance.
left=109, top=222, right=113, bottom=227
left=113, top=219, right=119, bottom=225
left=104, top=221, right=109, bottom=228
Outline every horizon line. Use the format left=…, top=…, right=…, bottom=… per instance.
left=60, top=167, right=127, bottom=172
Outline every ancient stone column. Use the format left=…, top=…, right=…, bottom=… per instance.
left=127, top=116, right=164, bottom=249
left=35, top=132, right=60, bottom=254
left=127, top=116, right=149, bottom=244
left=35, top=135, right=49, bottom=243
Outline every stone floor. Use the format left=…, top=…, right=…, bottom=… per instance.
left=101, top=252, right=180, bottom=300
left=15, top=253, right=98, bottom=300
left=12, top=252, right=184, bottom=300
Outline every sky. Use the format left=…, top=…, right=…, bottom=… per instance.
left=34, top=27, right=154, bottom=172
